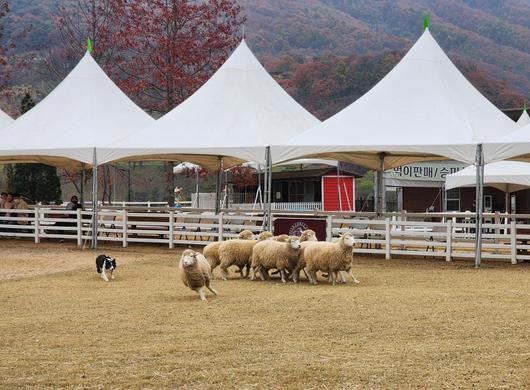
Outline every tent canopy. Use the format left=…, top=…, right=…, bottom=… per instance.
left=271, top=29, right=514, bottom=170
left=0, top=52, right=154, bottom=168
left=99, top=39, right=320, bottom=169
left=0, top=109, right=13, bottom=130
left=446, top=161, right=530, bottom=192
left=516, top=109, right=530, bottom=128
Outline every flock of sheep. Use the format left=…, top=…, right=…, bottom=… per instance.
left=178, top=229, right=360, bottom=301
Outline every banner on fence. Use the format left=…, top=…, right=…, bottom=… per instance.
left=273, top=218, right=327, bottom=241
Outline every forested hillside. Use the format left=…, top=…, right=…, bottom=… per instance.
left=1, top=0, right=528, bottom=119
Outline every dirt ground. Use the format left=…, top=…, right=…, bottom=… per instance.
left=1, top=239, right=529, bottom=389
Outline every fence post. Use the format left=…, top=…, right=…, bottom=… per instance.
left=34, top=206, right=40, bottom=244
left=219, top=212, right=224, bottom=242
left=76, top=208, right=82, bottom=246
left=446, top=219, right=452, bottom=262
left=494, top=211, right=500, bottom=254
left=400, top=210, right=406, bottom=250
left=169, top=211, right=174, bottom=249
left=326, top=215, right=333, bottom=241
left=122, top=209, right=128, bottom=248
left=385, top=218, right=391, bottom=260
left=510, top=220, right=517, bottom=265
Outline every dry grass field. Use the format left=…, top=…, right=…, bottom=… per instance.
left=1, top=240, right=529, bottom=389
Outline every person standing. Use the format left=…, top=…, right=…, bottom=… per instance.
left=12, top=194, right=29, bottom=235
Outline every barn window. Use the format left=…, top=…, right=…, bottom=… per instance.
left=445, top=188, right=460, bottom=211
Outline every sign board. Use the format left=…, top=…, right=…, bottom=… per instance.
left=384, top=161, right=467, bottom=182
left=273, top=218, right=327, bottom=241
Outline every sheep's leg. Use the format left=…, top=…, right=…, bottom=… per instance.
left=291, top=268, right=299, bottom=283
left=220, top=265, right=229, bottom=281
left=206, top=281, right=218, bottom=296
left=338, top=271, right=346, bottom=284
left=258, top=267, right=267, bottom=281
left=307, top=269, right=317, bottom=285
left=197, top=288, right=207, bottom=301
left=348, top=270, right=361, bottom=284
left=244, top=264, right=250, bottom=278
left=280, top=269, right=287, bottom=283
left=249, top=266, right=257, bottom=281
left=330, top=271, right=336, bottom=286
left=302, top=268, right=309, bottom=280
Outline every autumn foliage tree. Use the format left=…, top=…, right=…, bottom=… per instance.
left=107, top=0, right=245, bottom=114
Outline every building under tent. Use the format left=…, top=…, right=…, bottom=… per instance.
left=446, top=161, right=530, bottom=214
left=229, top=161, right=365, bottom=212
left=382, top=108, right=527, bottom=213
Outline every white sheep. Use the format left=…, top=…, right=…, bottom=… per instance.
left=304, top=232, right=360, bottom=285
left=250, top=236, right=301, bottom=283
left=203, top=230, right=255, bottom=274
left=290, top=229, right=319, bottom=283
left=218, top=232, right=271, bottom=280
left=272, top=234, right=290, bottom=242
left=178, top=249, right=218, bottom=301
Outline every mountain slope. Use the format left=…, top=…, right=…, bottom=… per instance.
left=240, top=0, right=530, bottom=95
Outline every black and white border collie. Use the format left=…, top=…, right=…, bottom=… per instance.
left=96, top=255, right=116, bottom=282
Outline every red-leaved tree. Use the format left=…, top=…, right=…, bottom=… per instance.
left=107, top=0, right=245, bottom=114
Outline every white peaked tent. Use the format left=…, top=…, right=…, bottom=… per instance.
left=0, top=109, right=13, bottom=130
left=0, top=51, right=154, bottom=250
left=446, top=161, right=530, bottom=193
left=272, top=29, right=514, bottom=169
left=99, top=39, right=320, bottom=169
left=272, top=27, right=515, bottom=268
left=0, top=51, right=154, bottom=168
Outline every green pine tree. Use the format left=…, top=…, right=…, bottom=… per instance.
left=7, top=93, right=62, bottom=204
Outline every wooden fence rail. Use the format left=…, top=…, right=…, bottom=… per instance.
left=1, top=207, right=529, bottom=264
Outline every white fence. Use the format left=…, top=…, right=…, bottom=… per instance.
left=230, top=202, right=322, bottom=211
left=1, top=207, right=529, bottom=264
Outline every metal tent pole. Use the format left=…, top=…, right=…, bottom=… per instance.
left=91, top=148, right=99, bottom=249
left=80, top=163, right=85, bottom=206
left=215, top=157, right=222, bottom=214
left=195, top=169, right=200, bottom=208
left=505, top=184, right=510, bottom=213
left=474, top=144, right=484, bottom=268
left=127, top=162, right=132, bottom=203
left=376, top=153, right=385, bottom=216
left=267, top=147, right=273, bottom=232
